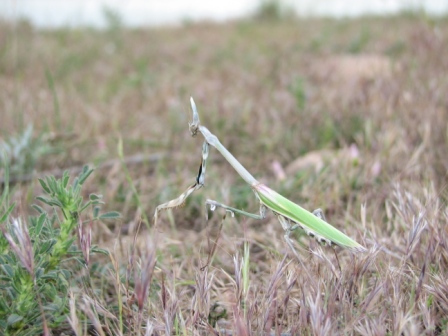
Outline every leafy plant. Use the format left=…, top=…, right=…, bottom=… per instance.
left=0, top=166, right=119, bottom=335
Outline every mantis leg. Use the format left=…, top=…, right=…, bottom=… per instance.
left=205, top=199, right=328, bottom=259
left=205, top=199, right=267, bottom=221
left=205, top=199, right=309, bottom=259
left=153, top=141, right=209, bottom=225
left=312, top=208, right=326, bottom=221
left=276, top=215, right=303, bottom=260
left=284, top=207, right=334, bottom=252
left=278, top=208, right=328, bottom=259
left=288, top=208, right=327, bottom=232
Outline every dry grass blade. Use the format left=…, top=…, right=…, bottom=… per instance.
left=3, top=218, right=34, bottom=276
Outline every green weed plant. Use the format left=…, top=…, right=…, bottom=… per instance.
left=0, top=166, right=118, bottom=335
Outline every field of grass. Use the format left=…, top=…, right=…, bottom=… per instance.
left=1, top=12, right=448, bottom=335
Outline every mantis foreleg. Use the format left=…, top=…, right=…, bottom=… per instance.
left=205, top=199, right=266, bottom=220
left=153, top=140, right=209, bottom=226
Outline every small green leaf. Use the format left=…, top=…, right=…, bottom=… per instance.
left=1, top=264, right=14, bottom=278
left=89, top=193, right=102, bottom=201
left=1, top=254, right=14, bottom=264
left=58, top=271, right=70, bottom=288
left=47, top=176, right=57, bottom=193
left=46, top=303, right=61, bottom=312
left=41, top=271, right=58, bottom=281
left=62, top=172, right=70, bottom=188
left=36, top=196, right=52, bottom=206
left=91, top=246, right=110, bottom=255
left=82, top=165, right=89, bottom=175
left=38, top=239, right=56, bottom=255
left=51, top=199, right=64, bottom=208
left=0, top=203, right=15, bottom=223
left=0, top=296, right=10, bottom=313
left=93, top=206, right=100, bottom=218
left=35, top=267, right=44, bottom=279
left=60, top=268, right=72, bottom=279
left=7, top=314, right=23, bottom=326
left=79, top=201, right=92, bottom=213
left=31, top=204, right=45, bottom=214
left=99, top=211, right=120, bottom=219
left=78, top=166, right=94, bottom=186
left=36, top=196, right=63, bottom=208
left=73, top=177, right=80, bottom=191
left=38, top=178, right=51, bottom=194
left=35, top=213, right=47, bottom=236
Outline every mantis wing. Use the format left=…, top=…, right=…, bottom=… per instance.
left=254, top=183, right=366, bottom=252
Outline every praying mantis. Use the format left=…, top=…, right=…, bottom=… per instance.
left=154, top=98, right=366, bottom=257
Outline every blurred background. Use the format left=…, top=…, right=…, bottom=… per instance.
left=1, top=0, right=447, bottom=28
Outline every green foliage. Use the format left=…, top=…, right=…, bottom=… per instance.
left=347, top=26, right=371, bottom=53
left=0, top=126, right=51, bottom=176
left=102, top=6, right=123, bottom=31
left=289, top=76, right=307, bottom=111
left=230, top=185, right=254, bottom=212
left=45, top=68, right=61, bottom=129
left=0, top=163, right=15, bottom=226
left=0, top=166, right=119, bottom=335
left=252, top=0, right=295, bottom=22
left=311, top=112, right=365, bottom=149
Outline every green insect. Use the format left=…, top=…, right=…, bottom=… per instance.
left=154, top=98, right=366, bottom=257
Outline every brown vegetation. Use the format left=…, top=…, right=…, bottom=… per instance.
left=1, top=13, right=448, bottom=334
